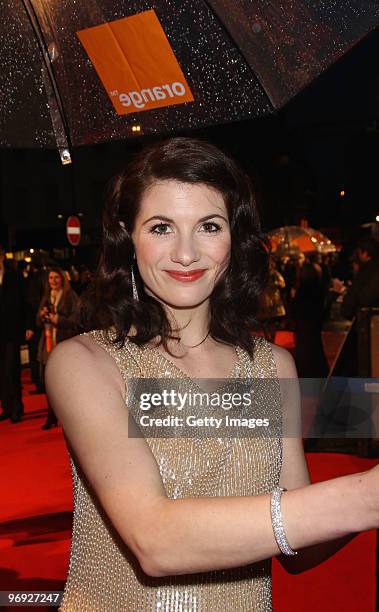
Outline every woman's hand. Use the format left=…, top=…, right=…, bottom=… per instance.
left=40, top=306, right=49, bottom=318
left=49, top=313, right=58, bottom=325
left=331, top=278, right=346, bottom=294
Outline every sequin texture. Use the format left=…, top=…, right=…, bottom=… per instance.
left=59, top=330, right=282, bottom=611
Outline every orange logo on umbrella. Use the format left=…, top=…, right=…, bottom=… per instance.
left=77, top=9, right=194, bottom=116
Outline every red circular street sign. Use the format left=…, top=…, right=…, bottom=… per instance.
left=66, top=216, right=81, bottom=246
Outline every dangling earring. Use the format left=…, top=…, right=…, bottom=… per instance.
left=119, top=221, right=138, bottom=301
left=131, top=259, right=139, bottom=301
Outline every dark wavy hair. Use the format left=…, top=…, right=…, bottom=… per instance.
left=80, top=137, right=270, bottom=358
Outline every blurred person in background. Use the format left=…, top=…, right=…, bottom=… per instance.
left=0, top=245, right=33, bottom=423
left=277, top=255, right=297, bottom=323
left=71, top=264, right=93, bottom=296
left=37, top=267, right=79, bottom=429
left=341, top=237, right=379, bottom=320
left=291, top=253, right=329, bottom=378
left=68, top=264, right=79, bottom=289
left=324, top=237, right=379, bottom=379
left=320, top=253, right=336, bottom=321
left=17, top=259, right=29, bottom=278
left=257, top=257, right=286, bottom=342
left=25, top=254, right=47, bottom=393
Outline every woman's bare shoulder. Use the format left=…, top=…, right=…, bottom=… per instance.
left=45, top=331, right=124, bottom=395
left=262, top=339, right=298, bottom=379
left=47, top=331, right=107, bottom=360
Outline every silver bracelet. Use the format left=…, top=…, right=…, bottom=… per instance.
left=270, top=486, right=298, bottom=556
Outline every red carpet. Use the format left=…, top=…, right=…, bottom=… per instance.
left=0, top=369, right=377, bottom=611
left=272, top=452, right=377, bottom=612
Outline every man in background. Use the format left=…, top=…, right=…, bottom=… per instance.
left=25, top=255, right=47, bottom=393
left=341, top=237, right=379, bottom=319
left=0, top=245, right=32, bottom=423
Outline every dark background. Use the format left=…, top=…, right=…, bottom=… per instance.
left=0, top=29, right=378, bottom=262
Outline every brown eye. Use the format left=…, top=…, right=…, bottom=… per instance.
left=201, top=222, right=222, bottom=233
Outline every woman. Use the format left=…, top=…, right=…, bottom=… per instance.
left=46, top=139, right=379, bottom=611
left=37, top=267, right=79, bottom=429
left=257, top=257, right=286, bottom=342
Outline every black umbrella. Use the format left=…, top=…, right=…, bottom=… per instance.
left=1, top=1, right=378, bottom=163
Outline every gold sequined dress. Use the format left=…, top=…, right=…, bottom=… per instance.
left=59, top=330, right=282, bottom=612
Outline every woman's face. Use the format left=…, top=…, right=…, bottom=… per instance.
left=48, top=271, right=63, bottom=291
left=131, top=180, right=231, bottom=309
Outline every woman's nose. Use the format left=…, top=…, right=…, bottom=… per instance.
left=170, top=234, right=200, bottom=267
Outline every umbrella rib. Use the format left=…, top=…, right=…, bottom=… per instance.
left=21, top=0, right=71, bottom=163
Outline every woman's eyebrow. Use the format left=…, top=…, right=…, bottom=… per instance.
left=142, top=214, right=227, bottom=225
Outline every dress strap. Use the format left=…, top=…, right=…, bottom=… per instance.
left=235, top=335, right=278, bottom=379
left=250, top=335, right=279, bottom=379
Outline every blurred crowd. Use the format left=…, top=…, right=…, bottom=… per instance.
left=257, top=236, right=379, bottom=377
left=0, top=247, right=93, bottom=428
left=1, top=234, right=379, bottom=428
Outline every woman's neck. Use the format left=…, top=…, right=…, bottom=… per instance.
left=165, top=300, right=210, bottom=348
left=51, top=288, right=62, bottom=299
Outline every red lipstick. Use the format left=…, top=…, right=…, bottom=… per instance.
left=165, top=269, right=206, bottom=282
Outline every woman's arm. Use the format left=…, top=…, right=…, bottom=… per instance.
left=45, top=337, right=379, bottom=578
left=271, top=343, right=358, bottom=574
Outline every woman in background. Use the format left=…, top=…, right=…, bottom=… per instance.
left=37, top=267, right=79, bottom=429
left=257, top=257, right=286, bottom=342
